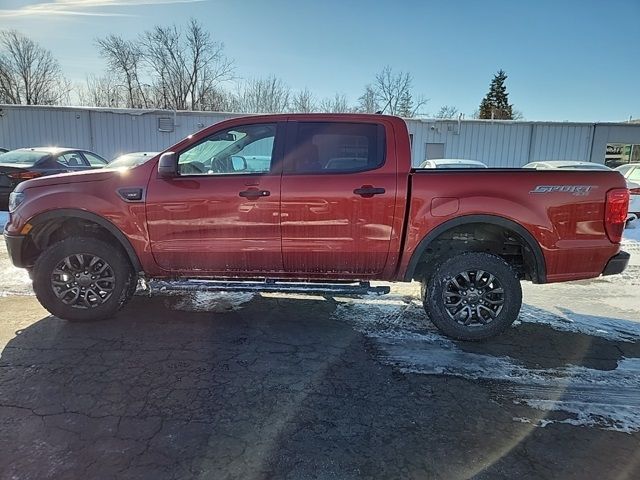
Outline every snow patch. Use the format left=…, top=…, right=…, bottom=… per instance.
left=0, top=247, right=32, bottom=296
left=169, top=291, right=254, bottom=313
left=332, top=283, right=640, bottom=433
left=519, top=306, right=640, bottom=343
left=623, top=218, right=640, bottom=243
left=508, top=358, right=640, bottom=433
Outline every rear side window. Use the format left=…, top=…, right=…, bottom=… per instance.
left=83, top=152, right=108, bottom=166
left=287, top=122, right=385, bottom=174
left=58, top=152, right=87, bottom=167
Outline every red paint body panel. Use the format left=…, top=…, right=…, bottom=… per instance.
left=397, top=170, right=624, bottom=282
left=4, top=113, right=627, bottom=284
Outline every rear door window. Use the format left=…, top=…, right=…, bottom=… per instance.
left=286, top=122, right=385, bottom=174
left=58, top=152, right=89, bottom=168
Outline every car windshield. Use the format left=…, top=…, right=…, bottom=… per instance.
left=0, top=150, right=48, bottom=164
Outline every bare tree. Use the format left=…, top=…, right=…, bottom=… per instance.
left=0, top=30, right=70, bottom=105
left=357, top=84, right=379, bottom=113
left=434, top=105, right=459, bottom=119
left=232, top=76, right=290, bottom=113
left=318, top=93, right=351, bottom=113
left=199, top=88, right=235, bottom=112
left=96, top=35, right=147, bottom=108
left=367, top=66, right=427, bottom=117
left=142, top=18, right=234, bottom=110
left=290, top=88, right=316, bottom=113
left=76, top=74, right=126, bottom=107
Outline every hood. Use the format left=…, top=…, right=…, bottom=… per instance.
left=15, top=168, right=117, bottom=191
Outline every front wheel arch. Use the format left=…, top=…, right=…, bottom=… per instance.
left=24, top=209, right=143, bottom=273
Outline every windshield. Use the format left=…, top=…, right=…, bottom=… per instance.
left=108, top=153, right=158, bottom=168
left=0, top=150, right=48, bottom=164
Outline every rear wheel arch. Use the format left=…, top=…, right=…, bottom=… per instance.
left=403, top=214, right=546, bottom=283
left=23, top=209, right=143, bottom=273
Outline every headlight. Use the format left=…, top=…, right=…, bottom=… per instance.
left=8, top=191, right=25, bottom=213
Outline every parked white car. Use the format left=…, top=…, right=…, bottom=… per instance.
left=614, top=163, right=640, bottom=216
left=418, top=158, right=488, bottom=169
left=522, top=160, right=612, bottom=171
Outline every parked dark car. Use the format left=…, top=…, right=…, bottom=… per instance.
left=0, top=147, right=108, bottom=208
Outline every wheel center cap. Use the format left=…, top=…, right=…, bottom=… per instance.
left=468, top=293, right=479, bottom=302
left=78, top=274, right=93, bottom=287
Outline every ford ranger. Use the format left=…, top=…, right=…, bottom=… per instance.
left=3, top=114, right=630, bottom=340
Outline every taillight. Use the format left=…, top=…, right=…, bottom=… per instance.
left=7, top=171, right=42, bottom=180
left=605, top=188, right=629, bottom=243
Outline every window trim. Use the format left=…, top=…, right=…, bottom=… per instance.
left=174, top=121, right=285, bottom=178
left=283, top=121, right=387, bottom=176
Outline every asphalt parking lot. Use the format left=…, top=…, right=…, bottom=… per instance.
left=1, top=241, right=640, bottom=479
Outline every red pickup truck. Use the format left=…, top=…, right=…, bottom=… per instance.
left=3, top=114, right=630, bottom=340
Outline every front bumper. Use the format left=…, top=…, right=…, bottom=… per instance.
left=3, top=231, right=27, bottom=268
left=602, top=251, right=630, bottom=276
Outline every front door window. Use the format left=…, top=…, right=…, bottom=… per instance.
left=178, top=124, right=276, bottom=176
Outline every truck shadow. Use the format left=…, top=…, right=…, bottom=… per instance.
left=1, top=294, right=639, bottom=479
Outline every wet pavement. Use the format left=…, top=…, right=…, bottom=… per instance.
left=1, top=243, right=640, bottom=479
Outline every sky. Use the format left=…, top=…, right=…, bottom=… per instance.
left=0, top=0, right=638, bottom=122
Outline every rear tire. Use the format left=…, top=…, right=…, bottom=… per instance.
left=423, top=252, right=522, bottom=341
left=33, top=237, right=135, bottom=321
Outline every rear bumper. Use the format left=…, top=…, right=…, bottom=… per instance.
left=602, top=251, right=630, bottom=276
left=3, top=231, right=27, bottom=268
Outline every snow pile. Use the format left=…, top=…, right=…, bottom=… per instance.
left=0, top=251, right=32, bottom=296
left=623, top=217, right=640, bottom=256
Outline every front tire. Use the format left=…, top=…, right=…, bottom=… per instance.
left=33, top=237, right=135, bottom=321
left=423, top=252, right=522, bottom=341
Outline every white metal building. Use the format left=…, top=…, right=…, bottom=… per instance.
left=1, top=104, right=639, bottom=167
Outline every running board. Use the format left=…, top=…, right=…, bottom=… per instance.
left=148, top=279, right=390, bottom=296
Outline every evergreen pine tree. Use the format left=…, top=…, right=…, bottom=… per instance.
left=398, top=89, right=414, bottom=117
left=479, top=70, right=514, bottom=120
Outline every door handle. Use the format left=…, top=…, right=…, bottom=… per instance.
left=353, top=186, right=385, bottom=198
left=239, top=189, right=270, bottom=198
